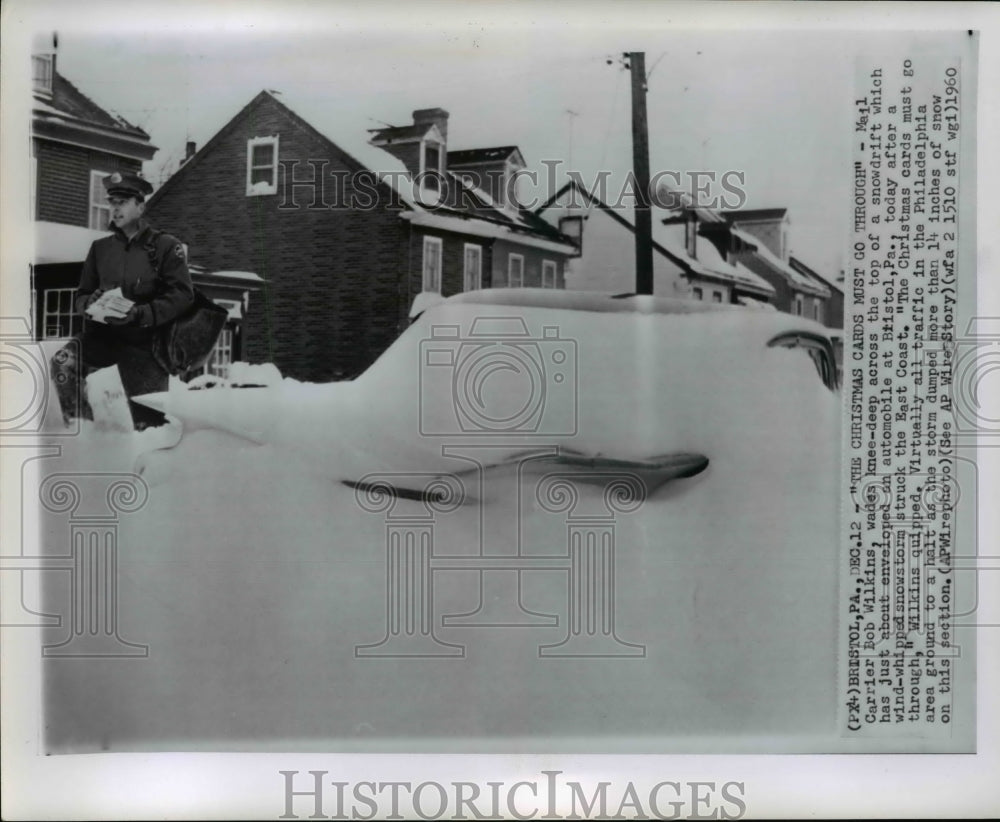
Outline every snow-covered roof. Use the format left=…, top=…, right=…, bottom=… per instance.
left=274, top=91, right=429, bottom=210
left=205, top=270, right=264, bottom=283
left=34, top=221, right=109, bottom=264
left=449, top=171, right=535, bottom=230
left=273, top=92, right=557, bottom=251
left=730, top=228, right=829, bottom=297
left=658, top=223, right=775, bottom=296
left=722, top=208, right=788, bottom=223
left=789, top=255, right=843, bottom=294
left=401, top=210, right=578, bottom=256
left=448, top=146, right=522, bottom=165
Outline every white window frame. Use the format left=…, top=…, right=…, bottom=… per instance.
left=89, top=170, right=111, bottom=230
left=508, top=253, right=524, bottom=288
left=32, top=54, right=53, bottom=97
left=422, top=236, right=443, bottom=292
left=541, top=259, right=557, bottom=289
left=246, top=135, right=279, bottom=196
left=813, top=298, right=822, bottom=323
left=794, top=294, right=804, bottom=316
left=712, top=290, right=723, bottom=303
left=692, top=286, right=703, bottom=301
left=202, top=326, right=234, bottom=378
left=419, top=136, right=444, bottom=193
left=463, top=243, right=482, bottom=292
left=42, top=287, right=81, bottom=340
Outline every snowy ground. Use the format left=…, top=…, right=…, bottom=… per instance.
left=37, top=297, right=842, bottom=752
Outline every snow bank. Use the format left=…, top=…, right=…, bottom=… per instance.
left=40, top=296, right=842, bottom=750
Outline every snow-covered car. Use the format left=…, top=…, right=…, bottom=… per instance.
left=137, top=288, right=839, bottom=487
left=45, top=290, right=843, bottom=752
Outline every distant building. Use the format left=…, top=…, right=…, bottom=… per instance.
left=536, top=180, right=775, bottom=306
left=717, top=208, right=840, bottom=329
left=789, top=256, right=845, bottom=330
left=30, top=37, right=259, bottom=376
left=148, top=92, right=578, bottom=381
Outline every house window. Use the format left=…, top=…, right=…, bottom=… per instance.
left=246, top=136, right=279, bottom=196
left=692, top=286, right=703, bottom=301
left=421, top=141, right=443, bottom=192
left=794, top=294, right=804, bottom=316
left=685, top=215, right=698, bottom=258
left=42, top=288, right=81, bottom=339
left=712, top=290, right=723, bottom=303
left=813, top=298, right=822, bottom=323
left=32, top=55, right=53, bottom=96
left=422, top=236, right=443, bottom=292
left=463, top=244, right=482, bottom=292
left=508, top=254, right=524, bottom=288
left=89, top=171, right=111, bottom=230
left=542, top=260, right=557, bottom=289
left=202, top=327, right=234, bottom=378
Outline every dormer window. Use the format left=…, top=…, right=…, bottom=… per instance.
left=33, top=54, right=53, bottom=97
left=685, top=214, right=698, bottom=258
left=421, top=139, right=443, bottom=192
left=246, top=135, right=279, bottom=196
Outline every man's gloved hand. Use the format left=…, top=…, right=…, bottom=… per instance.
left=82, top=289, right=104, bottom=309
left=104, top=305, right=141, bottom=327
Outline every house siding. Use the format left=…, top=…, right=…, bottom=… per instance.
left=407, top=228, right=498, bottom=299
left=34, top=139, right=141, bottom=226
left=824, top=287, right=844, bottom=328
left=149, top=94, right=410, bottom=381
left=491, top=240, right=565, bottom=289
left=148, top=92, right=574, bottom=380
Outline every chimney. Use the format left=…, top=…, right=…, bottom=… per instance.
left=412, top=108, right=449, bottom=145
left=179, top=141, right=197, bottom=169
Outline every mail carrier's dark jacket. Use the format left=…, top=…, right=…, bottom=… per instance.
left=74, top=220, right=194, bottom=343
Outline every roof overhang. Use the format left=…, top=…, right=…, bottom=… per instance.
left=401, top=210, right=578, bottom=256
left=33, top=220, right=108, bottom=264
left=32, top=114, right=157, bottom=162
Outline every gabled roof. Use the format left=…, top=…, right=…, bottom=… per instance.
left=659, top=185, right=828, bottom=298
left=33, top=71, right=157, bottom=161
left=448, top=146, right=523, bottom=166
left=731, top=228, right=829, bottom=297
left=37, top=71, right=149, bottom=138
left=150, top=91, right=577, bottom=255
left=537, top=180, right=774, bottom=297
left=789, top=255, right=843, bottom=295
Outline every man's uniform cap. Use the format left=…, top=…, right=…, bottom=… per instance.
left=103, top=171, right=154, bottom=200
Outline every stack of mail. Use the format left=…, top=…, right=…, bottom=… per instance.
left=85, top=288, right=135, bottom=324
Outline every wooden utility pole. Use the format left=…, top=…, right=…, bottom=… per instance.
left=628, top=51, right=654, bottom=295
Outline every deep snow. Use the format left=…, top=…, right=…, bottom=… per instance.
left=39, top=297, right=842, bottom=752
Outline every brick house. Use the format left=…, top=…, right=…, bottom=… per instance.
left=536, top=180, right=775, bottom=305
left=30, top=39, right=258, bottom=374
left=147, top=91, right=578, bottom=382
